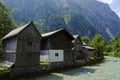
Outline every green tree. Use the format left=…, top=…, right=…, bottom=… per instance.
left=81, top=36, right=90, bottom=45
left=91, top=34, right=108, bottom=57
left=0, top=2, right=16, bottom=39
left=0, top=2, right=16, bottom=58
left=110, top=35, right=120, bottom=57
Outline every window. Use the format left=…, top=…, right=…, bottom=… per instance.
left=55, top=53, right=59, bottom=57
left=27, top=39, right=32, bottom=46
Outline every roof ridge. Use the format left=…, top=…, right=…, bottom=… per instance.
left=42, top=28, right=74, bottom=40
left=42, top=28, right=64, bottom=37
left=2, top=21, right=33, bottom=40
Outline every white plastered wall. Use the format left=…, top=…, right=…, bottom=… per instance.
left=40, top=50, right=64, bottom=62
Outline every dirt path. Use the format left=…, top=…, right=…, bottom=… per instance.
left=20, top=56, right=120, bottom=80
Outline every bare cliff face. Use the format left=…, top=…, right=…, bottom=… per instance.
left=76, top=0, right=120, bottom=39
left=0, top=0, right=120, bottom=39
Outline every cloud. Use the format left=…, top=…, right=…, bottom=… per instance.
left=97, top=0, right=114, bottom=4
left=114, top=9, right=120, bottom=17
left=118, top=11, right=120, bottom=17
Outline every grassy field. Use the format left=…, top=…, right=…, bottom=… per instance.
left=40, top=62, right=51, bottom=65
left=0, top=66, right=8, bottom=71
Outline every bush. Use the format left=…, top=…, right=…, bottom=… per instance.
left=88, top=57, right=96, bottom=64
left=103, top=52, right=109, bottom=56
left=88, top=56, right=104, bottom=64
left=104, top=52, right=114, bottom=57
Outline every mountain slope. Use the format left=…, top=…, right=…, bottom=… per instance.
left=0, top=0, right=120, bottom=39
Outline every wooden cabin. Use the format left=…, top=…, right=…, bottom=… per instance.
left=2, top=21, right=41, bottom=67
left=72, top=35, right=85, bottom=60
left=40, top=28, right=74, bottom=67
left=82, top=42, right=97, bottom=58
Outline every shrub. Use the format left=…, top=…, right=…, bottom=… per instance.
left=88, top=56, right=104, bottom=64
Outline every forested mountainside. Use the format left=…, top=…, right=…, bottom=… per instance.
left=0, top=0, right=120, bottom=39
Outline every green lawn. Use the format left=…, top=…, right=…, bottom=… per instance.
left=0, top=66, right=8, bottom=71
left=40, top=62, right=51, bottom=65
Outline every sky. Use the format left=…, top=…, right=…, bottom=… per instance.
left=98, top=0, right=120, bottom=17
left=98, top=0, right=114, bottom=4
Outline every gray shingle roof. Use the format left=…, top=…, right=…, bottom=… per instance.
left=82, top=46, right=95, bottom=50
left=82, top=41, right=88, bottom=46
left=42, top=28, right=74, bottom=40
left=72, top=35, right=79, bottom=43
left=73, top=35, right=79, bottom=39
left=72, top=34, right=83, bottom=44
left=82, top=41, right=95, bottom=50
left=2, top=21, right=32, bottom=40
left=42, top=28, right=64, bottom=37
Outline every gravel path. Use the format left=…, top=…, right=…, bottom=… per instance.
left=21, top=56, right=120, bottom=80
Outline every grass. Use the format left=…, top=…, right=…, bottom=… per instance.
left=103, top=52, right=120, bottom=57
left=40, top=62, right=51, bottom=65
left=0, top=66, right=8, bottom=71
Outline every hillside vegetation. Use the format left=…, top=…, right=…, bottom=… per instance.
left=0, top=0, right=120, bottom=39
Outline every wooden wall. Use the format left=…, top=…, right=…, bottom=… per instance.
left=16, top=24, right=41, bottom=67
left=73, top=38, right=85, bottom=59
left=41, top=39, right=48, bottom=50
left=82, top=47, right=96, bottom=58
left=48, top=32, right=73, bottom=66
